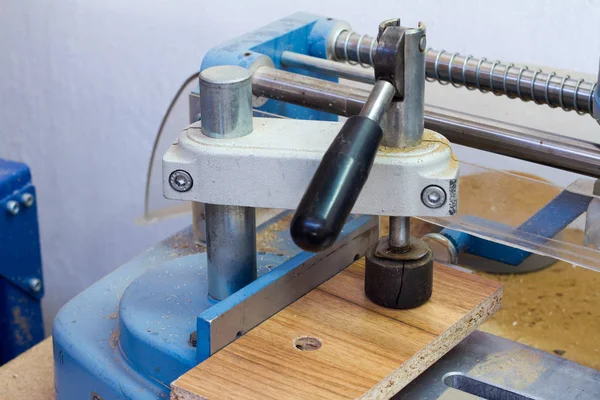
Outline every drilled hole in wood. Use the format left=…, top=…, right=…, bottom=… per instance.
left=294, top=336, right=322, bottom=351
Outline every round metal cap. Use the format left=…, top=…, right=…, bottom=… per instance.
left=199, top=65, right=252, bottom=88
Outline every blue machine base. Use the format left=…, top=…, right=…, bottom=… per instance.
left=52, top=214, right=373, bottom=400
left=53, top=12, right=358, bottom=399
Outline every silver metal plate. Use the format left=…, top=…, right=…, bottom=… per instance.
left=398, top=331, right=600, bottom=400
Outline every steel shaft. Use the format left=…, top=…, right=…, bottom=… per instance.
left=281, top=51, right=374, bottom=84
left=252, top=67, right=600, bottom=178
left=200, top=66, right=257, bottom=300
left=389, top=216, right=410, bottom=251
left=360, top=80, right=396, bottom=123
left=205, top=204, right=257, bottom=300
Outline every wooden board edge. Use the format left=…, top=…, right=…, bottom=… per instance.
left=359, top=285, right=503, bottom=400
left=171, top=384, right=207, bottom=400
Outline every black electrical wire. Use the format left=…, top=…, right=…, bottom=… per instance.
left=144, top=72, right=199, bottom=218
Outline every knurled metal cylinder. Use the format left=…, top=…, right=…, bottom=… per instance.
left=199, top=65, right=257, bottom=301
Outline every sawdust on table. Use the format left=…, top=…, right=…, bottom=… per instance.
left=256, top=212, right=293, bottom=253
left=382, top=171, right=600, bottom=370
left=455, top=171, right=600, bottom=370
left=264, top=171, right=600, bottom=370
left=0, top=338, right=55, bottom=400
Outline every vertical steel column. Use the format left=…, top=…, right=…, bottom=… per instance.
left=383, top=23, right=427, bottom=251
left=381, top=25, right=426, bottom=148
left=389, top=216, right=410, bottom=250
left=199, top=66, right=257, bottom=301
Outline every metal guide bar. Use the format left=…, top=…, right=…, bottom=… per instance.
left=252, top=67, right=600, bottom=178
left=332, top=31, right=596, bottom=114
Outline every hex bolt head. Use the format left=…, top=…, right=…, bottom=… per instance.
left=6, top=200, right=20, bottom=215
left=28, top=278, right=42, bottom=293
left=169, top=170, right=193, bottom=192
left=21, top=193, right=35, bottom=207
left=421, top=185, right=447, bottom=209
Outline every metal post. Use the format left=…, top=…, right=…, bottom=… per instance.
left=389, top=216, right=410, bottom=251
left=381, top=25, right=426, bottom=148
left=205, top=204, right=256, bottom=300
left=281, top=51, right=374, bottom=84
left=252, top=66, right=367, bottom=116
left=199, top=65, right=257, bottom=301
left=378, top=23, right=427, bottom=248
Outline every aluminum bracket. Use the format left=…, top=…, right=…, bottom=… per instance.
left=163, top=118, right=458, bottom=218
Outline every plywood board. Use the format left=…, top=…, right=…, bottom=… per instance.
left=171, top=260, right=502, bottom=400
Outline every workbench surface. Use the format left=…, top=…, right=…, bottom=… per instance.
left=171, top=260, right=501, bottom=399
left=0, top=338, right=54, bottom=400
left=2, top=172, right=599, bottom=398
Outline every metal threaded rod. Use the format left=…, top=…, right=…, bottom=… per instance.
left=333, top=31, right=597, bottom=115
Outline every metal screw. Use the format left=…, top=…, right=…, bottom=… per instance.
left=21, top=193, right=34, bottom=207
left=419, top=36, right=427, bottom=52
left=28, top=278, right=42, bottom=293
left=169, top=170, right=193, bottom=192
left=6, top=200, right=19, bottom=215
left=421, top=185, right=446, bottom=208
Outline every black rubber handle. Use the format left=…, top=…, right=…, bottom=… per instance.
left=291, top=115, right=383, bottom=252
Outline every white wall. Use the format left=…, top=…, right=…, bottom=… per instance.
left=0, top=0, right=598, bottom=333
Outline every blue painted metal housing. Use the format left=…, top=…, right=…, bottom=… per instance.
left=198, top=12, right=341, bottom=121
left=52, top=10, right=595, bottom=400
left=53, top=214, right=374, bottom=399
left=52, top=12, right=377, bottom=400
left=0, top=159, right=44, bottom=365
